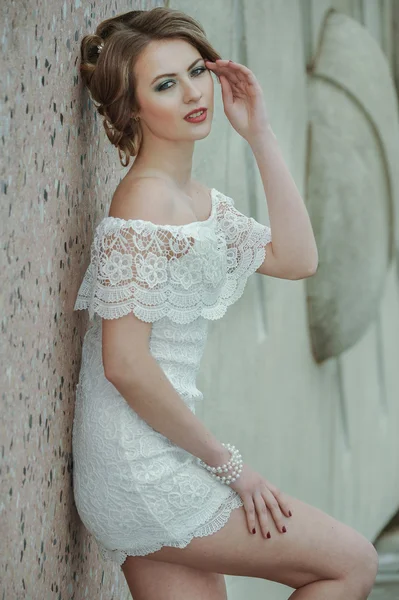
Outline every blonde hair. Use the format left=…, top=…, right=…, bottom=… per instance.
left=80, top=7, right=221, bottom=167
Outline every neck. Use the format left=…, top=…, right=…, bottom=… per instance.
left=130, top=130, right=196, bottom=191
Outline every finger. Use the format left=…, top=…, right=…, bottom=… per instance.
left=208, top=70, right=240, bottom=90
left=253, top=490, right=271, bottom=539
left=223, top=62, right=263, bottom=100
left=205, top=60, right=241, bottom=85
left=265, top=483, right=293, bottom=518
left=223, top=59, right=257, bottom=80
left=215, top=69, right=241, bottom=87
left=219, top=75, right=234, bottom=106
left=261, top=487, right=287, bottom=534
left=216, top=59, right=258, bottom=86
left=206, top=64, right=221, bottom=84
left=218, top=69, right=253, bottom=97
left=207, top=62, right=254, bottom=102
left=242, top=496, right=257, bottom=535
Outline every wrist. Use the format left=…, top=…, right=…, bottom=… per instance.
left=205, top=445, right=232, bottom=468
left=247, top=122, right=277, bottom=151
left=199, top=443, right=244, bottom=485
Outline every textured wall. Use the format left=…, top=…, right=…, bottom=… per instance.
left=2, top=1, right=399, bottom=599
left=1, top=1, right=161, bottom=599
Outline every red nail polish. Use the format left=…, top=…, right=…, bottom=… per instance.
left=252, top=528, right=256, bottom=534
left=289, top=510, right=292, bottom=517
left=267, top=531, right=271, bottom=539
left=282, top=526, right=287, bottom=533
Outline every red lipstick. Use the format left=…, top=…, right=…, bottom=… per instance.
left=184, top=107, right=208, bottom=123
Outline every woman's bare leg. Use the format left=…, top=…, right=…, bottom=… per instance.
left=288, top=577, right=373, bottom=599
left=121, top=557, right=227, bottom=600
left=125, top=491, right=378, bottom=599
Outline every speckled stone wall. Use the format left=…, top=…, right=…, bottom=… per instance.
left=1, top=1, right=162, bottom=598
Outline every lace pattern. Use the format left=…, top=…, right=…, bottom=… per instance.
left=97, top=490, right=244, bottom=567
left=72, top=357, right=244, bottom=568
left=72, top=188, right=271, bottom=566
left=74, top=189, right=272, bottom=323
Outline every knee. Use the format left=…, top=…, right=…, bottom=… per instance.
left=346, top=538, right=379, bottom=597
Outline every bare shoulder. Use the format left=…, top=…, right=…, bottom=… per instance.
left=108, top=177, right=175, bottom=224
left=191, top=178, right=209, bottom=194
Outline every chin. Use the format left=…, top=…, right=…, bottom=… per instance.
left=195, top=128, right=212, bottom=140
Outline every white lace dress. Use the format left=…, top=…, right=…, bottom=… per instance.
left=72, top=187, right=272, bottom=567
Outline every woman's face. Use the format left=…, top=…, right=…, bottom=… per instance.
left=133, top=38, right=214, bottom=143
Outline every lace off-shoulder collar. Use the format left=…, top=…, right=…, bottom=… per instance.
left=98, top=187, right=220, bottom=233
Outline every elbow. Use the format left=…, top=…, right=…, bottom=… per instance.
left=104, top=366, right=119, bottom=383
left=104, top=366, right=137, bottom=386
left=103, top=356, right=121, bottom=383
left=305, top=260, right=319, bottom=278
left=103, top=360, right=140, bottom=385
left=290, top=261, right=319, bottom=280
left=104, top=365, right=123, bottom=384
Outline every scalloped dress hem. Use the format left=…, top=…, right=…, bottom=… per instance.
left=96, top=488, right=244, bottom=568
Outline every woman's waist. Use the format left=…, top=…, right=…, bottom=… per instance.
left=73, top=380, right=199, bottom=473
left=80, top=326, right=204, bottom=400
left=149, top=357, right=203, bottom=400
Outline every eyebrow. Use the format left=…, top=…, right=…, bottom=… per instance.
left=150, top=58, right=204, bottom=85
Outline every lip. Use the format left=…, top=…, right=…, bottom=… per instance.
left=184, top=107, right=208, bottom=121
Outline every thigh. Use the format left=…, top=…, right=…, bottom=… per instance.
left=121, top=555, right=227, bottom=600
left=142, top=491, right=377, bottom=590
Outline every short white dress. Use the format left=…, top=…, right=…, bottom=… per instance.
left=72, top=187, right=272, bottom=567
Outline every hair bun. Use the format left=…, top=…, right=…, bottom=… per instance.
left=81, top=34, right=104, bottom=63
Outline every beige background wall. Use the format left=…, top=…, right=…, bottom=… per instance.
left=2, top=0, right=399, bottom=598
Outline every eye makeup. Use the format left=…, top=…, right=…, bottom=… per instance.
left=155, top=66, right=207, bottom=92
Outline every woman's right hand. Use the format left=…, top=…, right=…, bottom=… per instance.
left=229, top=462, right=293, bottom=538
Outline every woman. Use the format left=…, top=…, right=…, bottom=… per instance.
left=73, top=6, right=378, bottom=599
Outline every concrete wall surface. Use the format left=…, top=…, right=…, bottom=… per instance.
left=1, top=0, right=399, bottom=598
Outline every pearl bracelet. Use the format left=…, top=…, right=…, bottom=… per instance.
left=198, top=443, right=243, bottom=485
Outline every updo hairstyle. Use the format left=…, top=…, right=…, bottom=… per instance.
left=80, top=7, right=221, bottom=167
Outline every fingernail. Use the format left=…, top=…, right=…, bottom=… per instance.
left=267, top=531, right=271, bottom=539
left=282, top=526, right=287, bottom=533
left=229, top=60, right=233, bottom=62
left=289, top=510, right=292, bottom=517
left=252, top=528, right=256, bottom=534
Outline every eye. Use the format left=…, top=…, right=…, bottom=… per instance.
left=191, top=67, right=206, bottom=76
left=156, top=66, right=207, bottom=92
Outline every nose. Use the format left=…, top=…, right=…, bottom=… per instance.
left=183, top=78, right=202, bottom=103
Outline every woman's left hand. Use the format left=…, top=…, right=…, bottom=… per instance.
left=205, top=59, right=269, bottom=143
